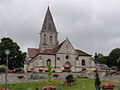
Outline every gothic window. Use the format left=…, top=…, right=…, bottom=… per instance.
left=47, top=59, right=51, bottom=66
left=82, top=59, right=85, bottom=66
left=50, top=36, right=53, bottom=44
left=43, top=34, right=46, bottom=43
left=66, top=55, right=69, bottom=60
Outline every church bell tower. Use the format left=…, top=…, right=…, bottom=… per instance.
left=40, top=7, right=58, bottom=51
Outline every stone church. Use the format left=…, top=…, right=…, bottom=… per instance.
left=24, top=7, right=95, bottom=72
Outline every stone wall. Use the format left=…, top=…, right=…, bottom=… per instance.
left=0, top=72, right=88, bottom=84
left=0, top=72, right=120, bottom=84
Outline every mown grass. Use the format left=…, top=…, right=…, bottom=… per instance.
left=0, top=78, right=120, bottom=90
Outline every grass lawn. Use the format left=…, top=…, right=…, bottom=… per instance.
left=0, top=78, right=119, bottom=90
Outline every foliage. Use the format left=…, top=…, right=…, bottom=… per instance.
left=15, top=68, right=23, bottom=73
left=47, top=61, right=52, bottom=85
left=96, top=56, right=108, bottom=65
left=94, top=48, right=120, bottom=69
left=94, top=53, right=105, bottom=63
left=0, top=37, right=26, bottom=70
left=65, top=74, right=76, bottom=84
left=108, top=48, right=120, bottom=68
left=0, top=65, right=7, bottom=73
left=94, top=72, right=101, bottom=90
left=111, top=66, right=118, bottom=70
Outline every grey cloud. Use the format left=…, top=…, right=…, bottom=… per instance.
left=0, top=0, right=120, bottom=56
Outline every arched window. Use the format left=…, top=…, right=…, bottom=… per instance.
left=50, top=36, right=53, bottom=44
left=43, top=34, right=46, bottom=44
left=47, top=59, right=51, bottom=66
left=82, top=59, right=85, bottom=66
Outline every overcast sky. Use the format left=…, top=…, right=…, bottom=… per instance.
left=0, top=0, right=120, bottom=56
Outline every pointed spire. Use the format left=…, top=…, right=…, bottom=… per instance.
left=41, top=7, right=57, bottom=33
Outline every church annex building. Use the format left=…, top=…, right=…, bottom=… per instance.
left=24, top=7, right=95, bottom=72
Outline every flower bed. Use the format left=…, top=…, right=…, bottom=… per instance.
left=16, top=74, right=24, bottom=79
left=7, top=70, right=15, bottom=73
left=100, top=84, right=116, bottom=89
left=81, top=68, right=86, bottom=71
left=91, top=69, right=98, bottom=72
left=44, top=69, right=48, bottom=72
left=63, top=82, right=75, bottom=87
left=42, top=86, right=57, bottom=90
left=62, top=69, right=71, bottom=72
left=53, top=74, right=59, bottom=77
left=0, top=88, right=10, bottom=90
left=26, top=70, right=34, bottom=73
left=38, top=68, right=44, bottom=72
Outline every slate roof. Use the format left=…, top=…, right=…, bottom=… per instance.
left=28, top=44, right=91, bottom=58
left=41, top=7, right=57, bottom=33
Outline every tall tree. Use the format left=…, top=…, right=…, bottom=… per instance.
left=108, top=48, right=120, bottom=67
left=0, top=37, right=26, bottom=70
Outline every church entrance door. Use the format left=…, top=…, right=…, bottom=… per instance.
left=64, top=61, right=72, bottom=69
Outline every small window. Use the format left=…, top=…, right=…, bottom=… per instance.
left=76, top=57, right=79, bottom=60
left=50, top=36, right=53, bottom=44
left=57, top=57, right=60, bottom=60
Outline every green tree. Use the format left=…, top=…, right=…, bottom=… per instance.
left=0, top=37, right=26, bottom=70
left=94, top=72, right=101, bottom=90
left=47, top=61, right=52, bottom=85
left=108, top=48, right=120, bottom=67
left=96, top=56, right=108, bottom=65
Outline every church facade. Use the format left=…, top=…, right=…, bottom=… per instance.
left=24, top=7, right=95, bottom=72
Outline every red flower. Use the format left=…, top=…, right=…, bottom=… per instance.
left=44, top=69, right=48, bottom=72
left=53, top=74, right=59, bottom=77
left=100, top=84, right=115, bottom=89
left=81, top=68, right=86, bottom=71
left=62, top=69, right=71, bottom=72
left=0, top=88, right=10, bottom=90
left=38, top=68, right=44, bottom=71
left=27, top=70, right=33, bottom=72
left=42, top=86, right=57, bottom=89
left=7, top=70, right=15, bottom=73
left=16, top=74, right=24, bottom=78
left=92, top=69, right=98, bottom=72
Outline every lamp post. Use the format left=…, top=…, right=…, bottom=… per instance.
left=5, top=49, right=10, bottom=90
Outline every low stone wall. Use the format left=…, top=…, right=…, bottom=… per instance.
left=0, top=71, right=120, bottom=84
left=0, top=72, right=88, bottom=84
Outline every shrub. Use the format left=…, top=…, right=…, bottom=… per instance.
left=63, top=74, right=76, bottom=86
left=111, top=66, right=118, bottom=70
left=66, top=74, right=75, bottom=84
left=0, top=65, right=7, bottom=73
